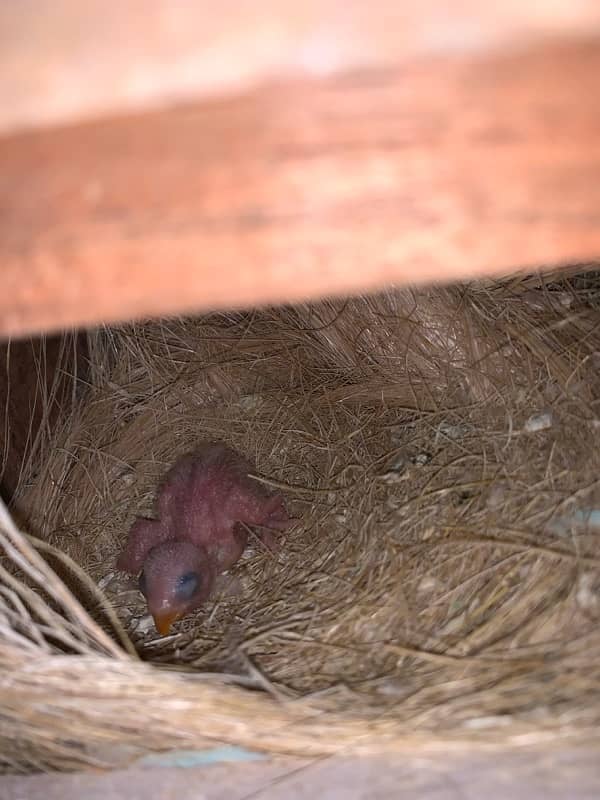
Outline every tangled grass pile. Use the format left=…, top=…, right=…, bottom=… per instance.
left=2, top=267, right=600, bottom=772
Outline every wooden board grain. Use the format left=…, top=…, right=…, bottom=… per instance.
left=2, top=0, right=600, bottom=135
left=1, top=41, right=599, bottom=337
left=4, top=748, right=600, bottom=800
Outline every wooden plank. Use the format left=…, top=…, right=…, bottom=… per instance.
left=1, top=40, right=599, bottom=337
left=2, top=1, right=600, bottom=134
left=4, top=748, right=600, bottom=799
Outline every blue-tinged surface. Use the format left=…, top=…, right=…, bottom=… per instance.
left=138, top=746, right=266, bottom=769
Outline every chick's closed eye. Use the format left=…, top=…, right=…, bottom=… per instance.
left=176, top=571, right=201, bottom=600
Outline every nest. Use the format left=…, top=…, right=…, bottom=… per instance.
left=2, top=267, right=600, bottom=773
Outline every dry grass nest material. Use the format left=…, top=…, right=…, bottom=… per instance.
left=2, top=267, right=600, bottom=772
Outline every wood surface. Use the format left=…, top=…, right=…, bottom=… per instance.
left=4, top=748, right=600, bottom=800
left=2, top=1, right=600, bottom=135
left=0, top=40, right=599, bottom=337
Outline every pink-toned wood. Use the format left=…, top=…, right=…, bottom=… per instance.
left=2, top=1, right=600, bottom=135
left=0, top=41, right=599, bottom=337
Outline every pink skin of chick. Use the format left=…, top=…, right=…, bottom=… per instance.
left=116, top=442, right=291, bottom=635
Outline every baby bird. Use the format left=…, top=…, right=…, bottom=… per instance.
left=116, top=442, right=290, bottom=635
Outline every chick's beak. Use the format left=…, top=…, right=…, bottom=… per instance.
left=152, top=610, right=180, bottom=636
